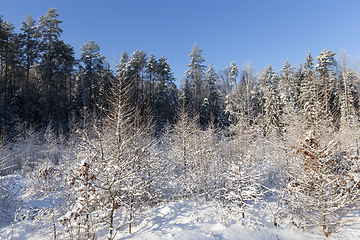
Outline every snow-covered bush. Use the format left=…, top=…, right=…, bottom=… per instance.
left=283, top=127, right=360, bottom=237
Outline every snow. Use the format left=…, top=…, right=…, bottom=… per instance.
left=353, top=173, right=360, bottom=183
left=1, top=177, right=360, bottom=240
left=106, top=200, right=313, bottom=240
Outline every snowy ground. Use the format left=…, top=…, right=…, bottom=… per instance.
left=112, top=200, right=360, bottom=240
left=1, top=176, right=360, bottom=240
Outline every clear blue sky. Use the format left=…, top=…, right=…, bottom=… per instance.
left=2, top=0, right=360, bottom=85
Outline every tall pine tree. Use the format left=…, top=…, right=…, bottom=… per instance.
left=38, top=8, right=63, bottom=122
left=184, top=43, right=206, bottom=114
left=20, top=14, right=40, bottom=125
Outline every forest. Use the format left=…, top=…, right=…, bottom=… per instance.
left=1, top=8, right=360, bottom=239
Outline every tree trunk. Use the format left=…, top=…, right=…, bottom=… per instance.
left=322, top=214, right=328, bottom=237
left=324, top=65, right=328, bottom=113
left=25, top=61, right=30, bottom=125
left=108, top=194, right=115, bottom=240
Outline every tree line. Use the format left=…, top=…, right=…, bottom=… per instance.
left=2, top=8, right=360, bottom=138
left=0, top=8, right=178, bottom=136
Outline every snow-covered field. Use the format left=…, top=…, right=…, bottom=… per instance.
left=1, top=175, right=360, bottom=240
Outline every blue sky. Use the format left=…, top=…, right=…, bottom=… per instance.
left=2, top=0, right=360, bottom=85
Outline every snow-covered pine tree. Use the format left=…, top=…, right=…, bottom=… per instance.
left=228, top=62, right=239, bottom=91
left=202, top=64, right=225, bottom=127
left=339, top=69, right=358, bottom=126
left=184, top=43, right=206, bottom=114
left=225, top=62, right=257, bottom=125
left=279, top=59, right=296, bottom=130
left=300, top=52, right=322, bottom=127
left=315, top=49, right=336, bottom=115
left=337, top=50, right=359, bottom=127
left=258, top=66, right=282, bottom=136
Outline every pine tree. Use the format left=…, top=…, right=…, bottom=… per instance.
left=128, top=50, right=147, bottom=108
left=315, top=49, right=336, bottom=114
left=258, top=66, right=282, bottom=136
left=279, top=59, right=295, bottom=101
left=117, top=51, right=129, bottom=73
left=180, top=76, right=193, bottom=112
left=20, top=14, right=40, bottom=126
left=157, top=54, right=175, bottom=127
left=228, top=61, right=239, bottom=91
left=225, top=62, right=257, bottom=125
left=145, top=53, right=158, bottom=113
left=53, top=40, right=76, bottom=131
left=0, top=20, right=15, bottom=117
left=184, top=43, right=206, bottom=114
left=300, top=52, right=321, bottom=126
left=116, top=51, right=130, bottom=101
left=0, top=15, right=5, bottom=48
left=279, top=59, right=296, bottom=128
left=304, top=51, right=314, bottom=72
left=38, top=8, right=63, bottom=121
left=79, top=40, right=105, bottom=112
left=62, top=72, right=168, bottom=238
left=203, top=64, right=224, bottom=127
left=0, top=20, right=23, bottom=130
left=337, top=50, right=358, bottom=127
